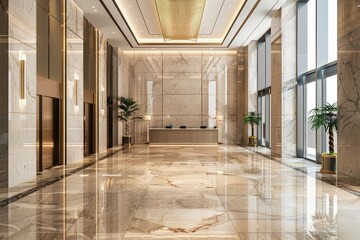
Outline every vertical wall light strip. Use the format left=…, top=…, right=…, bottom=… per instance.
left=74, top=77, right=79, bottom=112
left=95, top=29, right=99, bottom=154
left=19, top=55, right=26, bottom=106
left=61, top=1, right=67, bottom=239
left=61, top=0, right=67, bottom=166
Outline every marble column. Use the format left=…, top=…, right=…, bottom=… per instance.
left=337, top=0, right=360, bottom=184
left=66, top=0, right=84, bottom=164
left=0, top=0, right=37, bottom=187
left=281, top=0, right=297, bottom=157
left=247, top=41, right=258, bottom=137
left=237, top=47, right=248, bottom=146
left=271, top=10, right=282, bottom=157
left=98, top=31, right=107, bottom=152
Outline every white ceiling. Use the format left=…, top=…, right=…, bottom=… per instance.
left=74, top=0, right=288, bottom=50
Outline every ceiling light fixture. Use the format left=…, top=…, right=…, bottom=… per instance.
left=155, top=0, right=206, bottom=41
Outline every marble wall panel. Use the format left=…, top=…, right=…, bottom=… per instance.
left=98, top=32, right=107, bottom=151
left=237, top=48, right=248, bottom=146
left=337, top=0, right=360, bottom=184
left=134, top=52, right=162, bottom=73
left=202, top=53, right=238, bottom=73
left=8, top=0, right=36, bottom=49
left=248, top=41, right=258, bottom=113
left=134, top=94, right=163, bottom=117
left=7, top=0, right=37, bottom=187
left=271, top=28, right=282, bottom=157
left=202, top=72, right=238, bottom=96
left=66, top=0, right=84, bottom=164
left=247, top=41, right=258, bottom=138
left=281, top=0, right=297, bottom=157
left=134, top=72, right=162, bottom=95
left=163, top=95, right=202, bottom=117
left=163, top=73, right=201, bottom=95
left=162, top=52, right=201, bottom=73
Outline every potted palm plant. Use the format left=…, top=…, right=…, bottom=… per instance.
left=244, top=112, right=261, bottom=147
left=116, top=96, right=142, bottom=145
left=308, top=102, right=337, bottom=174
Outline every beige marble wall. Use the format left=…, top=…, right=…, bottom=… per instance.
left=122, top=51, right=238, bottom=144
left=98, top=31, right=107, bottom=152
left=247, top=41, right=258, bottom=137
left=281, top=0, right=297, bottom=157
left=7, top=0, right=37, bottom=187
left=271, top=10, right=282, bottom=157
left=237, top=48, right=248, bottom=146
left=337, top=0, right=360, bottom=184
left=66, top=0, right=84, bottom=164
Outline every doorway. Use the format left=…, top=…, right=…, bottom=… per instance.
left=84, top=102, right=95, bottom=156
left=36, top=95, right=60, bottom=172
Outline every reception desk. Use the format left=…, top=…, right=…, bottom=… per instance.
left=149, top=128, right=218, bottom=145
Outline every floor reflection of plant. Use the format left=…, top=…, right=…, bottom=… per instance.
left=308, top=212, right=337, bottom=240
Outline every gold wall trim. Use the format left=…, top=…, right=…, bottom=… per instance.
left=95, top=29, right=99, bottom=154
left=61, top=0, right=67, bottom=165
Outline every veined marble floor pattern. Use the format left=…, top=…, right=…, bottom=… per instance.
left=0, top=145, right=359, bottom=239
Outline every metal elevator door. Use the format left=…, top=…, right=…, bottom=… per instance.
left=37, top=95, right=60, bottom=171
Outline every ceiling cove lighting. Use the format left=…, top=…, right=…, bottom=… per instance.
left=155, top=0, right=206, bottom=41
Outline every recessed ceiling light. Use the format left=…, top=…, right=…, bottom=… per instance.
left=92, top=6, right=95, bottom=9
left=129, top=5, right=132, bottom=7
left=94, top=9, right=97, bottom=12
left=112, top=32, right=115, bottom=34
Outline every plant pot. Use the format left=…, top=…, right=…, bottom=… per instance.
left=320, top=153, right=336, bottom=174
left=122, top=135, right=132, bottom=146
left=248, top=136, right=257, bottom=147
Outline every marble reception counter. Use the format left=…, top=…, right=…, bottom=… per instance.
left=149, top=128, right=218, bottom=145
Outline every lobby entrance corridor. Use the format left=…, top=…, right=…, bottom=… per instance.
left=1, top=145, right=359, bottom=239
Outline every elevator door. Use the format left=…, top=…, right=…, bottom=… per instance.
left=84, top=103, right=94, bottom=156
left=36, top=95, right=60, bottom=171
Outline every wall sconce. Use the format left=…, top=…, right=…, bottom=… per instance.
left=144, top=115, right=152, bottom=121
left=19, top=54, right=26, bottom=107
left=101, top=86, right=105, bottom=115
left=216, top=115, right=224, bottom=122
left=74, top=76, right=79, bottom=112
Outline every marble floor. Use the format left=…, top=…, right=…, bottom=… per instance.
left=1, top=145, right=360, bottom=239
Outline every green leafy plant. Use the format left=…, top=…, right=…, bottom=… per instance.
left=116, top=96, right=142, bottom=135
left=244, top=112, right=262, bottom=137
left=308, top=102, right=337, bottom=154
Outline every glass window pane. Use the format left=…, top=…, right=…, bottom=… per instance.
left=306, top=81, right=316, bottom=159
left=327, top=0, right=337, bottom=63
left=325, top=75, right=337, bottom=153
left=307, top=0, right=316, bottom=71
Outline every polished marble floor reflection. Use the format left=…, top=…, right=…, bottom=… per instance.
left=1, top=145, right=360, bottom=239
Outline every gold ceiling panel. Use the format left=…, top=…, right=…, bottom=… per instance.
left=155, top=0, right=206, bottom=41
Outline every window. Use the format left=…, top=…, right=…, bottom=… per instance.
left=297, top=0, right=338, bottom=162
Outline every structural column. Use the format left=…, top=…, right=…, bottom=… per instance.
left=337, top=0, right=360, bottom=184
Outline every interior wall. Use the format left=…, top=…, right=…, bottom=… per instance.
left=237, top=48, right=248, bottom=146
left=271, top=11, right=282, bottom=157
left=248, top=41, right=258, bottom=137
left=8, top=0, right=37, bottom=187
left=281, top=0, right=297, bottom=157
left=98, top=31, right=107, bottom=152
left=121, top=51, right=238, bottom=144
left=337, top=0, right=360, bottom=184
left=66, top=0, right=84, bottom=164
